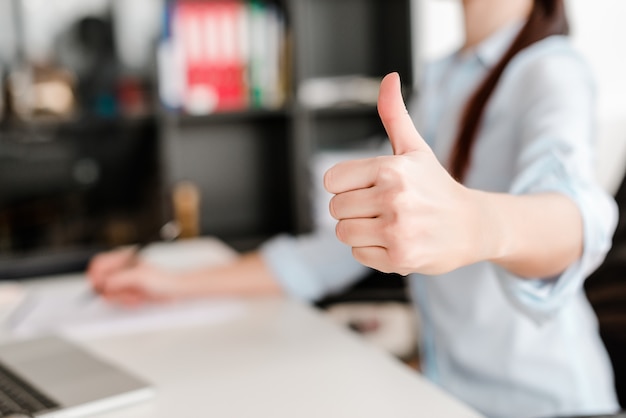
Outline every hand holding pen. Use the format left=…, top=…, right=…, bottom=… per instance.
left=87, top=220, right=182, bottom=305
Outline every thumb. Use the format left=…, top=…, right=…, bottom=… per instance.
left=378, top=72, right=428, bottom=155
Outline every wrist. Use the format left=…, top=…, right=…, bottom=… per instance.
left=467, top=189, right=509, bottom=265
left=175, top=270, right=209, bottom=298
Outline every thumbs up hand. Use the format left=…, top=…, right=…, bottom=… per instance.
left=324, top=73, right=484, bottom=276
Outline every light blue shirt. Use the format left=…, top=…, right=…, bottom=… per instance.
left=261, top=23, right=619, bottom=418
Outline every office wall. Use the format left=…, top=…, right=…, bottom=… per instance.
left=20, top=0, right=111, bottom=62
left=569, top=0, right=626, bottom=194
left=111, top=0, right=163, bottom=73
left=0, top=1, right=17, bottom=64
left=15, top=0, right=162, bottom=74
left=413, top=0, right=626, bottom=194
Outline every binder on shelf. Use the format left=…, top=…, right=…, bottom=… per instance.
left=158, top=0, right=287, bottom=116
left=248, top=1, right=286, bottom=109
left=178, top=1, right=249, bottom=114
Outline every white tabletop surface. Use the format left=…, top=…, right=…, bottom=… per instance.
left=1, top=274, right=484, bottom=418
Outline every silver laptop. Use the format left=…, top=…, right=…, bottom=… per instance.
left=0, top=336, right=154, bottom=417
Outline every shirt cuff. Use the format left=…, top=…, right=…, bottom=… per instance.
left=259, top=232, right=369, bottom=302
left=494, top=152, right=617, bottom=324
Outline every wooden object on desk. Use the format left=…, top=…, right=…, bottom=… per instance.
left=172, top=180, right=201, bottom=239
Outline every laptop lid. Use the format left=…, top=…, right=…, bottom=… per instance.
left=0, top=336, right=154, bottom=417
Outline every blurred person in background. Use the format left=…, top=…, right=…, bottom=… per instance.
left=88, top=0, right=620, bottom=416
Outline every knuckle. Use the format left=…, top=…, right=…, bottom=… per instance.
left=386, top=241, right=418, bottom=275
left=381, top=220, right=398, bottom=244
left=380, top=184, right=414, bottom=215
left=376, top=159, right=401, bottom=184
left=382, top=211, right=411, bottom=240
left=388, top=190, right=410, bottom=214
left=379, top=190, right=404, bottom=221
left=376, top=156, right=412, bottom=182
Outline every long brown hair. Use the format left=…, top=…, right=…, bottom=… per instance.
left=449, top=0, right=569, bottom=182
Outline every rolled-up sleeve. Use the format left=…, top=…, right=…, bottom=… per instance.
left=259, top=230, right=369, bottom=302
left=494, top=47, right=618, bottom=323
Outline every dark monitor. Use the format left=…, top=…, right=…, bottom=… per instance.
left=0, top=117, right=163, bottom=280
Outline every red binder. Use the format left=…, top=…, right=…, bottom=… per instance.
left=176, top=1, right=248, bottom=114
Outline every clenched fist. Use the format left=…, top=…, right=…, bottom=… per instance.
left=324, top=73, right=486, bottom=276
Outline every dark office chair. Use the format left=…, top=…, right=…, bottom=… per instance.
left=585, top=169, right=626, bottom=410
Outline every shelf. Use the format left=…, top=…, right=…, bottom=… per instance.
left=162, top=107, right=292, bottom=126
left=0, top=114, right=156, bottom=136
left=305, top=104, right=378, bottom=118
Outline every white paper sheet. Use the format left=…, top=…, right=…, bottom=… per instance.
left=7, top=238, right=246, bottom=340
left=9, top=282, right=245, bottom=339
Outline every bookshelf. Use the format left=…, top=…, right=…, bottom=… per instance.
left=159, top=0, right=414, bottom=250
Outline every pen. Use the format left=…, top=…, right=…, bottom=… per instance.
left=85, top=220, right=182, bottom=302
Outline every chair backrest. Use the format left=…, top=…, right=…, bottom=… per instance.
left=585, top=172, right=626, bottom=409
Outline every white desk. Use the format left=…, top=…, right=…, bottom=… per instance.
left=5, top=275, right=484, bottom=418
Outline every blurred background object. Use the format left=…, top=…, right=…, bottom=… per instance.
left=0, top=0, right=164, bottom=280
left=15, top=0, right=160, bottom=121
left=297, top=75, right=382, bottom=110
left=156, top=0, right=287, bottom=114
left=172, top=181, right=201, bottom=239
left=7, top=65, right=76, bottom=121
left=0, top=65, right=5, bottom=123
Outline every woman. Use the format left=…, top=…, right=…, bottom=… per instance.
left=88, top=0, right=619, bottom=416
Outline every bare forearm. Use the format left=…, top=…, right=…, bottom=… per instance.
left=474, top=190, right=583, bottom=279
left=178, top=252, right=284, bottom=298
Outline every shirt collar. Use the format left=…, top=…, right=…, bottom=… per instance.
left=467, top=20, right=525, bottom=68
